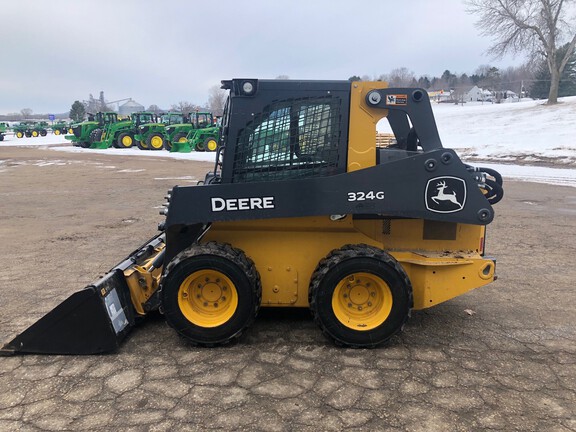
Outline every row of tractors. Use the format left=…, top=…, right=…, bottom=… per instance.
left=65, top=111, right=220, bottom=152
left=9, top=121, right=53, bottom=139
left=1, top=120, right=72, bottom=140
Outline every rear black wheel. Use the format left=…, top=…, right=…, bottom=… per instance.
left=40, top=129, right=47, bottom=137
left=25, top=131, right=32, bottom=137
left=147, top=133, right=165, bottom=150
left=116, top=132, right=134, bottom=148
left=161, top=242, right=261, bottom=346
left=163, top=139, right=173, bottom=151
left=309, top=244, right=412, bottom=348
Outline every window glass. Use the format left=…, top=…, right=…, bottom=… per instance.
left=233, top=97, right=342, bottom=182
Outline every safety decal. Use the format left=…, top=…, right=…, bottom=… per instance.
left=104, top=288, right=129, bottom=334
left=386, top=94, right=408, bottom=106
left=425, top=176, right=467, bottom=213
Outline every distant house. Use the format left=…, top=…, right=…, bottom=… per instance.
left=119, top=100, right=145, bottom=116
left=463, top=86, right=494, bottom=102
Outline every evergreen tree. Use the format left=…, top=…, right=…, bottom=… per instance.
left=531, top=43, right=576, bottom=99
left=69, top=101, right=86, bottom=122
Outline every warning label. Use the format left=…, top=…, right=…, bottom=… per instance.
left=386, top=94, right=408, bottom=106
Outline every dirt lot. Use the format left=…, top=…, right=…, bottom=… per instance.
left=1, top=145, right=575, bottom=431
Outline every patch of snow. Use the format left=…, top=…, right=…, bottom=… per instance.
left=471, top=162, right=576, bottom=188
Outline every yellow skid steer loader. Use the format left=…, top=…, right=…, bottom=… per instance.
left=1, top=79, right=503, bottom=354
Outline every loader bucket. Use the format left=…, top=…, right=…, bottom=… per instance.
left=1, top=234, right=166, bottom=356
left=0, top=270, right=135, bottom=356
left=170, top=140, right=192, bottom=153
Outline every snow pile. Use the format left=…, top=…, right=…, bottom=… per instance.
left=432, top=96, right=576, bottom=165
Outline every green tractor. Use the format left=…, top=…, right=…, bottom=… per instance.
left=90, top=112, right=157, bottom=149
left=51, top=121, right=69, bottom=136
left=0, top=122, right=8, bottom=141
left=66, top=112, right=119, bottom=148
left=13, top=122, right=34, bottom=138
left=185, top=123, right=220, bottom=152
left=134, top=112, right=184, bottom=151
left=30, top=121, right=49, bottom=137
left=165, top=111, right=219, bottom=152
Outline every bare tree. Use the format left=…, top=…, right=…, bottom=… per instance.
left=378, top=68, right=416, bottom=87
left=466, top=0, right=576, bottom=104
left=20, top=108, right=33, bottom=119
left=207, top=86, right=227, bottom=116
left=170, top=101, right=200, bottom=115
left=147, top=104, right=161, bottom=115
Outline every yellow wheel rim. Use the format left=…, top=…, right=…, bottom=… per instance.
left=206, top=139, right=218, bottom=151
left=17, top=132, right=23, bottom=138
left=32, top=131, right=39, bottom=137
left=332, top=272, right=393, bottom=331
left=150, top=135, right=163, bottom=149
left=54, top=129, right=61, bottom=135
left=121, top=135, right=133, bottom=147
left=178, top=136, right=188, bottom=143
left=69, top=128, right=74, bottom=134
left=178, top=270, right=238, bottom=328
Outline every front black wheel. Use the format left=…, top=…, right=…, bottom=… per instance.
left=147, top=132, right=165, bottom=150
left=89, top=128, right=103, bottom=144
left=161, top=242, right=262, bottom=346
left=194, top=138, right=206, bottom=152
left=309, top=244, right=412, bottom=348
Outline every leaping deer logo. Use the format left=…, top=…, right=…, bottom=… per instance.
left=431, top=180, right=463, bottom=209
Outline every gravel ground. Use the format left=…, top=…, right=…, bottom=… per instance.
left=1, top=146, right=575, bottom=431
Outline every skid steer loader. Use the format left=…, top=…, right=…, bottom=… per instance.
left=1, top=79, right=503, bottom=355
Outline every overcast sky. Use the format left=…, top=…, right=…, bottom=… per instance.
left=0, top=0, right=520, bottom=115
